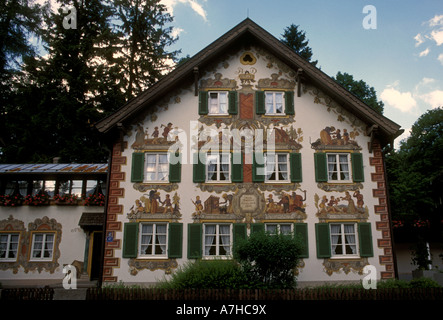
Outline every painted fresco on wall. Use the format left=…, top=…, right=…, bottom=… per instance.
left=265, top=190, right=306, bottom=214
left=131, top=122, right=178, bottom=149
left=127, top=191, right=181, bottom=221
left=311, top=126, right=361, bottom=150
left=192, top=193, right=234, bottom=217
left=314, top=191, right=368, bottom=220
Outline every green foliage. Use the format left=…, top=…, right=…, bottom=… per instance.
left=409, top=277, right=442, bottom=288
left=234, top=231, right=303, bottom=289
left=156, top=259, right=252, bottom=289
left=333, top=72, right=384, bottom=114
left=280, top=24, right=318, bottom=67
left=386, top=107, right=443, bottom=230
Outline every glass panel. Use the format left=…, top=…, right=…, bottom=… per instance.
left=44, top=180, right=56, bottom=197
left=219, top=92, right=228, bottom=113
left=280, top=224, right=292, bottom=235
left=265, top=92, right=274, bottom=113
left=71, top=180, right=83, bottom=197
left=32, top=181, right=44, bottom=196
left=266, top=224, right=277, bottom=234
left=85, top=180, right=97, bottom=197
left=275, top=92, right=283, bottom=113
left=209, top=92, right=219, bottom=114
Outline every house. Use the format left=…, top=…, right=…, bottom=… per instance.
left=0, top=163, right=107, bottom=286
left=96, top=18, right=403, bottom=287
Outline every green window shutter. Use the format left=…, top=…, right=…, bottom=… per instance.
left=228, top=91, right=238, bottom=115
left=187, top=223, right=202, bottom=259
left=315, top=223, right=331, bottom=258
left=131, top=153, right=145, bottom=182
left=193, top=153, right=206, bottom=183
left=233, top=223, right=247, bottom=252
left=168, top=223, right=183, bottom=258
left=251, top=223, right=265, bottom=234
left=123, top=223, right=139, bottom=258
left=199, top=91, right=208, bottom=115
left=255, top=91, right=265, bottom=115
left=294, top=223, right=309, bottom=258
left=290, top=152, right=302, bottom=183
left=252, top=153, right=265, bottom=182
left=314, top=153, right=328, bottom=182
left=351, top=153, right=365, bottom=182
left=358, top=223, right=373, bottom=257
left=231, top=152, right=243, bottom=182
left=285, top=91, right=295, bottom=115
left=169, top=152, right=181, bottom=183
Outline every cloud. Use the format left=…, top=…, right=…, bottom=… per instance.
left=438, top=53, right=443, bottom=66
left=419, top=90, right=443, bottom=109
left=429, top=29, right=443, bottom=46
left=380, top=87, right=417, bottom=113
left=161, top=0, right=207, bottom=21
left=414, top=33, right=425, bottom=47
left=428, top=14, right=443, bottom=27
left=419, top=48, right=430, bottom=57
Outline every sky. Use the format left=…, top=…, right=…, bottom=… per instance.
left=161, top=0, right=443, bottom=148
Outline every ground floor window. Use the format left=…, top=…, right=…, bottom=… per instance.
left=203, top=224, right=232, bottom=257
left=30, top=232, right=55, bottom=261
left=139, top=223, right=168, bottom=257
left=330, top=223, right=358, bottom=257
left=0, top=233, right=19, bottom=261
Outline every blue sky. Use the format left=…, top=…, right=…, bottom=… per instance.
left=162, top=0, right=443, bottom=147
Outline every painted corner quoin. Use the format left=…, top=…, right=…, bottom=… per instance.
left=96, top=19, right=402, bottom=285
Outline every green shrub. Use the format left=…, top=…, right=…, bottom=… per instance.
left=233, top=231, right=303, bottom=289
left=156, top=259, right=252, bottom=289
left=377, top=279, right=411, bottom=289
left=409, top=277, right=442, bottom=288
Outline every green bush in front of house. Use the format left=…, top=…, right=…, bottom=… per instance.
left=156, top=259, right=254, bottom=289
left=233, top=230, right=303, bottom=289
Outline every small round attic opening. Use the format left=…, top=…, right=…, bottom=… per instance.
left=240, top=52, right=256, bottom=65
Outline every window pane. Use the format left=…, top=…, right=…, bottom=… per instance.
left=71, top=180, right=83, bottom=197
left=275, top=93, right=283, bottom=113
left=280, top=224, right=292, bottom=235
left=266, top=224, right=277, bottom=234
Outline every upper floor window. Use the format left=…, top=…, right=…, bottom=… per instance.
left=265, top=153, right=289, bottom=182
left=206, top=153, right=230, bottom=182
left=145, top=153, right=169, bottom=182
left=0, top=233, right=19, bottom=261
left=265, top=92, right=284, bottom=115
left=327, top=153, right=351, bottom=182
left=265, top=223, right=292, bottom=235
left=209, top=91, right=229, bottom=115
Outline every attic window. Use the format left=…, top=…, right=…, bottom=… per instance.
left=240, top=52, right=256, bottom=65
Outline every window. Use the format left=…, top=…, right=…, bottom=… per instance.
left=265, top=153, right=289, bottom=182
left=145, top=153, right=169, bottom=182
left=139, top=223, right=167, bottom=258
left=265, top=223, right=292, bottom=235
left=327, top=153, right=350, bottom=182
left=0, top=233, right=20, bottom=261
left=206, top=153, right=230, bottom=182
left=265, top=92, right=284, bottom=114
left=330, top=223, right=358, bottom=257
left=208, top=91, right=228, bottom=115
left=203, top=224, right=232, bottom=257
left=30, top=233, right=55, bottom=261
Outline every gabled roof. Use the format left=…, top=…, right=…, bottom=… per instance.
left=95, top=18, right=402, bottom=146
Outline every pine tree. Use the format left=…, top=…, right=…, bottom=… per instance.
left=280, top=24, right=318, bottom=67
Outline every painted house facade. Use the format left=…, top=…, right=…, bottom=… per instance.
left=0, top=163, right=107, bottom=286
left=96, top=19, right=403, bottom=286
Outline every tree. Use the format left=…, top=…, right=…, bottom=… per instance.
left=113, top=0, right=180, bottom=100
left=333, top=71, right=384, bottom=114
left=386, top=107, right=443, bottom=240
left=234, top=231, right=303, bottom=288
left=280, top=24, right=318, bottom=67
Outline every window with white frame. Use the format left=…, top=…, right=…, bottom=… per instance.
left=203, top=224, right=231, bottom=257
left=145, top=153, right=169, bottom=182
left=330, top=223, right=358, bottom=257
left=265, top=153, right=289, bottom=182
left=139, top=223, right=167, bottom=257
left=265, top=223, right=292, bottom=235
left=0, top=233, right=20, bottom=261
left=206, top=153, right=230, bottom=182
left=327, top=153, right=351, bottom=182
left=208, top=91, right=228, bottom=115
left=30, top=233, right=55, bottom=260
left=265, top=92, right=284, bottom=115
